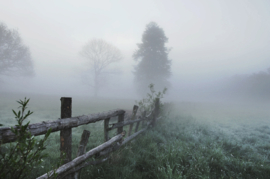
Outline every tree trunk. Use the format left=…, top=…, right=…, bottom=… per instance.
left=94, top=71, right=99, bottom=98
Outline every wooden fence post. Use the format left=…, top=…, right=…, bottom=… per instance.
left=134, top=120, right=141, bottom=133
left=156, top=98, right=160, bottom=117
left=152, top=98, right=160, bottom=127
left=74, top=130, right=91, bottom=179
left=128, top=105, right=138, bottom=136
left=117, top=112, right=125, bottom=143
left=104, top=118, right=110, bottom=142
left=60, top=97, right=72, bottom=178
left=141, top=111, right=146, bottom=127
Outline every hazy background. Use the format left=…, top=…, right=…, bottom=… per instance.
left=1, top=0, right=270, bottom=103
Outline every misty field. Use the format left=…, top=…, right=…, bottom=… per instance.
left=1, top=93, right=270, bottom=178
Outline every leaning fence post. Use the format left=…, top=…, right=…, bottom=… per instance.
left=152, top=98, right=160, bottom=127
left=74, top=130, right=91, bottom=179
left=128, top=105, right=138, bottom=136
left=60, top=97, right=72, bottom=177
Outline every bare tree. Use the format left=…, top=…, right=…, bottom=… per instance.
left=0, top=22, right=34, bottom=78
left=80, top=39, right=122, bottom=97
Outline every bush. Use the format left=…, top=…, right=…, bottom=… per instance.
left=0, top=98, right=52, bottom=179
left=136, top=83, right=167, bottom=115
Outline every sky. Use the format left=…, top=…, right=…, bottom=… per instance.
left=1, top=0, right=270, bottom=100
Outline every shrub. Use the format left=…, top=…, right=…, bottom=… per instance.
left=0, top=98, right=52, bottom=179
left=136, top=83, right=167, bottom=115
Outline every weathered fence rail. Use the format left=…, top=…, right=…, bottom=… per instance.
left=0, top=97, right=160, bottom=179
left=0, top=110, right=125, bottom=144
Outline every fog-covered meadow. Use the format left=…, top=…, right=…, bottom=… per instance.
left=1, top=0, right=270, bottom=178
left=1, top=90, right=270, bottom=178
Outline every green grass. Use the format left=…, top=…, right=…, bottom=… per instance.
left=73, top=113, right=270, bottom=179
left=1, top=93, right=270, bottom=178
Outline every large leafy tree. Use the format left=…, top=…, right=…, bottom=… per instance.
left=133, top=22, right=171, bottom=96
left=0, top=22, right=34, bottom=78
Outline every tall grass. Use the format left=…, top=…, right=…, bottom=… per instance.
left=1, top=93, right=270, bottom=178
left=74, top=114, right=270, bottom=179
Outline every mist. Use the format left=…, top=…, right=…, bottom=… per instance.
left=2, top=2, right=270, bottom=178
left=0, top=0, right=270, bottom=105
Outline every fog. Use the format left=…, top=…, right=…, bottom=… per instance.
left=1, top=0, right=270, bottom=105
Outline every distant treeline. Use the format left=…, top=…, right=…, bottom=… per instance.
left=225, top=68, right=270, bottom=102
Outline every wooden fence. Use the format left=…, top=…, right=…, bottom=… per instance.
left=0, top=97, right=160, bottom=179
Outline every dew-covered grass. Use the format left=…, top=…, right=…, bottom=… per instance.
left=1, top=93, right=270, bottom=178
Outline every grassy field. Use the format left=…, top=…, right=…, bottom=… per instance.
left=1, top=92, right=270, bottom=178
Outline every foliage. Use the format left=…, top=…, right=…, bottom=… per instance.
left=45, top=152, right=67, bottom=179
left=133, top=22, right=171, bottom=96
left=0, top=22, right=34, bottom=77
left=1, top=96, right=269, bottom=178
left=80, top=39, right=122, bottom=97
left=78, top=114, right=270, bottom=179
left=0, top=98, right=51, bottom=179
left=135, top=83, right=167, bottom=115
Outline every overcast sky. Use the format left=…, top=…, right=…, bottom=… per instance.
left=1, top=0, right=270, bottom=99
